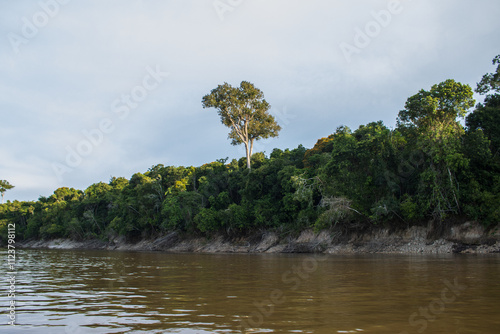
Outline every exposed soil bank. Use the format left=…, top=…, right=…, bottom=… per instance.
left=17, top=221, right=500, bottom=254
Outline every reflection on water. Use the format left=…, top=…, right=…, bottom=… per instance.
left=0, top=249, right=499, bottom=333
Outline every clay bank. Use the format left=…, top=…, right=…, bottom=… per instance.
left=17, top=221, right=500, bottom=255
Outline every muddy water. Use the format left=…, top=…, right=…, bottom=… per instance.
left=0, top=249, right=499, bottom=333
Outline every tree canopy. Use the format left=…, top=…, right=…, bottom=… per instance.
left=397, top=79, right=475, bottom=130
left=202, top=81, right=281, bottom=169
left=1, top=58, right=499, bottom=244
left=0, top=180, right=14, bottom=203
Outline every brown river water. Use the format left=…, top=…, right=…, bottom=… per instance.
left=1, top=249, right=499, bottom=333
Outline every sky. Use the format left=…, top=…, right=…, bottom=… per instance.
left=1, top=0, right=499, bottom=202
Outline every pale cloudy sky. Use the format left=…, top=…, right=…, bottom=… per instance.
left=1, top=0, right=499, bottom=202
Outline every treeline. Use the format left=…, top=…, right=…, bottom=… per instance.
left=1, top=62, right=499, bottom=243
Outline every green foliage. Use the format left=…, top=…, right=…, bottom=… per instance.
left=466, top=94, right=500, bottom=155
left=291, top=174, right=314, bottom=206
left=303, top=134, right=336, bottom=168
left=314, top=197, right=354, bottom=231
left=195, top=208, right=221, bottom=232
left=51, top=187, right=82, bottom=202
left=162, top=191, right=203, bottom=231
left=475, top=191, right=500, bottom=226
left=397, top=80, right=476, bottom=221
left=223, top=203, right=250, bottom=231
left=40, top=223, right=65, bottom=238
left=476, top=55, right=500, bottom=95
left=1, top=62, right=500, bottom=242
left=316, top=122, right=400, bottom=219
left=397, top=79, right=475, bottom=129
left=399, top=195, right=422, bottom=221
left=0, top=180, right=14, bottom=203
left=85, top=183, right=112, bottom=199
left=369, top=196, right=400, bottom=223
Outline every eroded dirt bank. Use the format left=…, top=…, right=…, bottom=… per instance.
left=18, top=221, right=500, bottom=254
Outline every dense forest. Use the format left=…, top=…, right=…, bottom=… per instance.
left=1, top=57, right=499, bottom=243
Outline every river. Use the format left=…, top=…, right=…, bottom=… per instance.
left=0, top=249, right=499, bottom=333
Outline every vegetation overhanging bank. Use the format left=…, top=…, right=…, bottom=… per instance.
left=1, top=56, right=499, bottom=248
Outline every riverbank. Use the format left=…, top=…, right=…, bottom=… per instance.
left=16, top=221, right=500, bottom=254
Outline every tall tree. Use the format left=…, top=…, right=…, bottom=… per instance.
left=397, top=79, right=475, bottom=220
left=202, top=81, right=281, bottom=170
left=0, top=180, right=14, bottom=204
